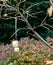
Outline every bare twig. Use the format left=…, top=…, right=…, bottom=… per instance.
left=27, top=32, right=35, bottom=38
left=41, top=13, right=48, bottom=25
left=49, top=0, right=53, bottom=6
left=15, top=0, right=53, bottom=49
left=0, top=0, right=53, bottom=49
left=25, top=1, right=49, bottom=11
left=31, top=11, right=44, bottom=15
left=15, top=17, right=17, bottom=39
left=18, top=11, right=53, bottom=49
left=44, top=23, right=53, bottom=29
left=11, top=28, right=30, bottom=38
left=0, top=6, right=2, bottom=18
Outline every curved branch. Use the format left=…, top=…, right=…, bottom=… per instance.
left=18, top=10, right=53, bottom=49
left=50, top=0, right=53, bottom=6
left=11, top=28, right=31, bottom=38
left=25, top=1, right=49, bottom=11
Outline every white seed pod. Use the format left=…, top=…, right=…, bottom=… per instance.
left=3, top=14, right=8, bottom=17
left=12, top=40, right=18, bottom=48
left=14, top=47, right=19, bottom=53
left=47, top=6, right=53, bottom=17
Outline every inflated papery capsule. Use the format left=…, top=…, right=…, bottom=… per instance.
left=12, top=40, right=18, bottom=48
left=47, top=6, right=53, bottom=17
left=14, top=47, right=19, bottom=53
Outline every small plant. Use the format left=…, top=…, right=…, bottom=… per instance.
left=0, top=37, right=53, bottom=65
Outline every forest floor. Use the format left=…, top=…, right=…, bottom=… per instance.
left=0, top=37, right=53, bottom=65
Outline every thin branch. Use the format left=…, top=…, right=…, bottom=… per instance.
left=0, top=6, right=2, bottom=18
left=49, top=0, right=53, bottom=6
left=15, top=17, right=17, bottom=39
left=18, top=11, right=53, bottom=49
left=33, top=25, right=42, bottom=29
left=25, top=1, right=49, bottom=11
left=41, top=13, right=48, bottom=25
left=41, top=26, right=50, bottom=34
left=32, top=30, right=53, bottom=49
left=44, top=23, right=53, bottom=29
left=42, top=26, right=50, bottom=30
left=11, top=28, right=30, bottom=38
left=27, top=13, right=37, bottom=18
left=0, top=16, right=22, bottom=20
left=15, top=1, right=53, bottom=49
left=0, top=0, right=53, bottom=49
left=20, top=8, right=37, bottom=18
left=49, top=17, right=53, bottom=20
left=31, top=11, right=44, bottom=15
left=27, top=32, right=35, bottom=38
